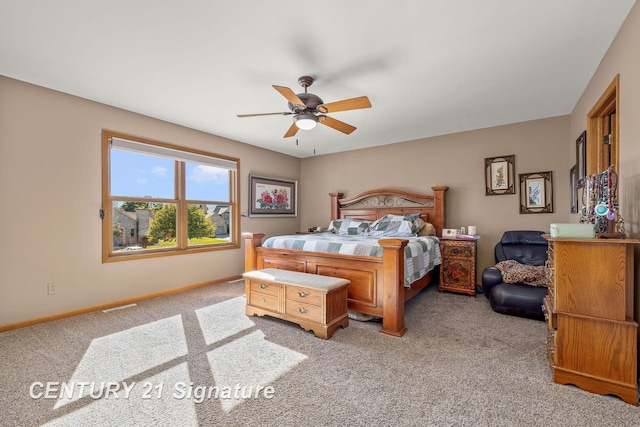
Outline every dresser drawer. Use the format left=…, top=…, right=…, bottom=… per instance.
left=285, top=301, right=323, bottom=323
left=286, top=286, right=323, bottom=306
left=249, top=279, right=282, bottom=296
left=248, top=291, right=279, bottom=311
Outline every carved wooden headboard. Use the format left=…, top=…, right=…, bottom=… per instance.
left=329, top=186, right=448, bottom=237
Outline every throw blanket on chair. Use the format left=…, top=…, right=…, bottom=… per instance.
left=495, top=260, right=548, bottom=287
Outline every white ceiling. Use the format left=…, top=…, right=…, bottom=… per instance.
left=1, top=1, right=636, bottom=158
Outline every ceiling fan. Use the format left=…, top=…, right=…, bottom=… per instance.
left=237, top=76, right=372, bottom=138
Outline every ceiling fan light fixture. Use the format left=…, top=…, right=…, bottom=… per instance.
left=294, top=113, right=318, bottom=130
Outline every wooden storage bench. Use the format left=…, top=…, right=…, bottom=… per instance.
left=243, top=268, right=350, bottom=339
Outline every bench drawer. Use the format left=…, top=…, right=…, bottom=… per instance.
left=248, top=291, right=279, bottom=312
left=286, top=285, right=323, bottom=306
left=285, top=302, right=323, bottom=323
left=249, top=280, right=281, bottom=296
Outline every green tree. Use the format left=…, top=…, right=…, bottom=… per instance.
left=147, top=205, right=216, bottom=243
left=188, top=205, right=217, bottom=239
left=120, top=199, right=162, bottom=212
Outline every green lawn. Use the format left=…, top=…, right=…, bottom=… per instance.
left=146, top=237, right=230, bottom=248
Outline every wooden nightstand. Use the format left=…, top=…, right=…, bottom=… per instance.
left=438, top=238, right=477, bottom=296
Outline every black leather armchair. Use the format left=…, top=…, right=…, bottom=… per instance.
left=482, top=230, right=548, bottom=320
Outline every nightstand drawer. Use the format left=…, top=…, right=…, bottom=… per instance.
left=441, top=244, right=474, bottom=258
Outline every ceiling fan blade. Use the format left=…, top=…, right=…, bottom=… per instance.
left=317, top=96, right=371, bottom=113
left=236, top=112, right=292, bottom=118
left=318, top=115, right=357, bottom=135
left=283, top=122, right=299, bottom=138
left=273, top=85, right=305, bottom=108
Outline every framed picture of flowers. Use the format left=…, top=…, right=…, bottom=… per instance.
left=249, top=174, right=297, bottom=216
left=484, top=155, right=515, bottom=195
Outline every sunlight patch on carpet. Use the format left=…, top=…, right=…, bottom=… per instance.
left=53, top=315, right=187, bottom=408
left=44, top=363, right=196, bottom=427
left=196, top=296, right=254, bottom=345
left=207, top=330, right=308, bottom=412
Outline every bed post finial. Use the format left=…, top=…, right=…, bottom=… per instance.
left=431, top=186, right=448, bottom=237
left=329, top=192, right=343, bottom=220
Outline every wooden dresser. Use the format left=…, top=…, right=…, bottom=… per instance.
left=438, top=238, right=477, bottom=296
left=542, top=236, right=639, bottom=405
left=243, top=268, right=350, bottom=339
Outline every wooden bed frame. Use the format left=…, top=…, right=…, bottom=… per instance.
left=243, top=186, right=448, bottom=336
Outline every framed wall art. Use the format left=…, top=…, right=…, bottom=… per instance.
left=485, top=155, right=515, bottom=195
left=249, top=174, right=297, bottom=217
left=576, top=130, right=587, bottom=185
left=569, top=164, right=578, bottom=214
left=519, top=171, right=553, bottom=214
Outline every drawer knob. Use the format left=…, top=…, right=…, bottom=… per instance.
left=259, top=284, right=268, bottom=290
left=260, top=298, right=266, bottom=303
left=298, top=291, right=309, bottom=298
left=298, top=307, right=309, bottom=314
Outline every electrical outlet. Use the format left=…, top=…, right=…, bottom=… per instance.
left=47, top=283, right=58, bottom=295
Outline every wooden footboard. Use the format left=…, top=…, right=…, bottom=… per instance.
left=242, top=186, right=447, bottom=337
left=243, top=232, right=422, bottom=336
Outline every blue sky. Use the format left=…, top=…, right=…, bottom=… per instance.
left=111, top=149, right=229, bottom=202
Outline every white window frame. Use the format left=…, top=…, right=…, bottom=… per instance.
left=102, top=130, right=240, bottom=262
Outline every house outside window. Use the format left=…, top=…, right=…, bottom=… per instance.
left=102, top=130, right=240, bottom=262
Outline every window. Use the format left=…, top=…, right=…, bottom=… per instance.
left=102, top=130, right=240, bottom=262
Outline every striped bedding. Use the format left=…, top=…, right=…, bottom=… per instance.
left=262, top=234, right=441, bottom=288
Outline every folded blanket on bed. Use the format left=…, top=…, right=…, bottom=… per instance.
left=262, top=234, right=441, bottom=288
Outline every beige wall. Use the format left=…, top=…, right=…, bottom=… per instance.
left=0, top=76, right=301, bottom=326
left=300, top=116, right=571, bottom=281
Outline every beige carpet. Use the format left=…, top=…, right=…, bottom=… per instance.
left=1, top=281, right=639, bottom=426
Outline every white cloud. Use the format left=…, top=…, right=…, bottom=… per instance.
left=152, top=166, right=168, bottom=177
left=136, top=178, right=148, bottom=184
left=189, top=165, right=226, bottom=184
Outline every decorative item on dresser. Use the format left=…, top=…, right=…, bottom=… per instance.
left=438, top=238, right=477, bottom=296
left=580, top=166, right=625, bottom=238
left=243, top=186, right=448, bottom=337
left=542, top=235, right=639, bottom=405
